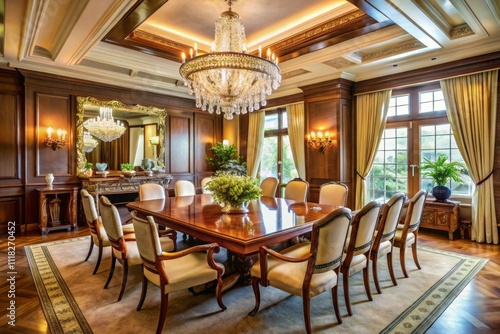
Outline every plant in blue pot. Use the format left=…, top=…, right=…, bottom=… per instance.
left=421, top=154, right=467, bottom=202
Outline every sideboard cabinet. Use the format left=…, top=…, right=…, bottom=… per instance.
left=420, top=200, right=460, bottom=240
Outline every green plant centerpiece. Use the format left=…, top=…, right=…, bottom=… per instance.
left=82, top=162, right=93, bottom=177
left=421, top=154, right=467, bottom=201
left=206, top=142, right=247, bottom=176
left=206, top=174, right=261, bottom=213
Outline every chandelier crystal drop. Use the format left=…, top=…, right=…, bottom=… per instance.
left=83, top=107, right=126, bottom=142
left=83, top=131, right=98, bottom=153
left=179, top=0, right=281, bottom=120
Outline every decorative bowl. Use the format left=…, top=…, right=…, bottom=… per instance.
left=122, top=170, right=136, bottom=177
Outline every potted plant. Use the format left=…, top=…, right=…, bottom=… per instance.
left=206, top=142, right=247, bottom=176
left=205, top=174, right=261, bottom=213
left=421, top=154, right=467, bottom=201
left=83, top=162, right=93, bottom=178
left=120, top=163, right=136, bottom=177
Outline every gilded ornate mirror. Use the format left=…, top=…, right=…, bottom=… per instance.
left=76, top=96, right=167, bottom=177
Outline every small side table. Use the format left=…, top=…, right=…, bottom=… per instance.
left=38, top=186, right=79, bottom=236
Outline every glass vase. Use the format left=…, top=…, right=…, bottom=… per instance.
left=221, top=202, right=249, bottom=214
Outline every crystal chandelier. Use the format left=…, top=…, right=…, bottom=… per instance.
left=179, top=0, right=281, bottom=120
left=83, top=107, right=126, bottom=142
left=83, top=131, right=98, bottom=153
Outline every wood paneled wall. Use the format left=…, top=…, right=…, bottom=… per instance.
left=0, top=69, right=221, bottom=233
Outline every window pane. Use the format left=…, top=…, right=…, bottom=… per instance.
left=387, top=95, right=410, bottom=117
left=419, top=89, right=446, bottom=114
left=264, top=114, right=278, bottom=130
left=281, top=135, right=298, bottom=183
left=281, top=111, right=288, bottom=129
left=260, top=136, right=278, bottom=178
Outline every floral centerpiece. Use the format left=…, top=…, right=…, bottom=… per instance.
left=205, top=174, right=261, bottom=213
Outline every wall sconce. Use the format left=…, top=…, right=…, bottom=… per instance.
left=222, top=139, right=229, bottom=146
left=44, top=127, right=67, bottom=150
left=307, top=131, right=333, bottom=154
left=149, top=136, right=160, bottom=145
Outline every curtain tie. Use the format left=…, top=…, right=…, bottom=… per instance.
left=355, top=169, right=365, bottom=181
left=475, top=170, right=494, bottom=186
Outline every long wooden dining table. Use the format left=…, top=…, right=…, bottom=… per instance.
left=127, top=194, right=339, bottom=287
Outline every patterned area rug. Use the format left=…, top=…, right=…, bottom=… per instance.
left=26, top=237, right=486, bottom=334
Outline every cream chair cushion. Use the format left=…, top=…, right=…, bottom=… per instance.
left=175, top=180, right=196, bottom=196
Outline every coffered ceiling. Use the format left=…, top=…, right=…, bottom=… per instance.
left=2, top=0, right=500, bottom=100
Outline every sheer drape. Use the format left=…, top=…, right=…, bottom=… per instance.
left=440, top=70, right=498, bottom=244
left=287, top=103, right=306, bottom=180
left=246, top=111, right=265, bottom=178
left=355, top=90, right=392, bottom=210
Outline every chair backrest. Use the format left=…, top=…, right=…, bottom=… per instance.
left=346, top=201, right=381, bottom=257
left=139, top=183, right=166, bottom=201
left=404, top=189, right=427, bottom=233
left=201, top=177, right=213, bottom=194
left=284, top=178, right=309, bottom=202
left=81, top=189, right=98, bottom=225
left=377, top=193, right=406, bottom=245
left=174, top=180, right=196, bottom=196
left=310, top=207, right=351, bottom=273
left=131, top=211, right=162, bottom=265
left=260, top=177, right=279, bottom=197
left=318, top=181, right=348, bottom=206
left=99, top=196, right=124, bottom=241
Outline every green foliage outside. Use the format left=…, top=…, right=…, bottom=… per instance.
left=260, top=135, right=297, bottom=183
left=205, top=174, right=261, bottom=206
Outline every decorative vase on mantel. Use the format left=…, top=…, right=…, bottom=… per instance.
left=45, top=173, right=54, bottom=188
left=222, top=202, right=249, bottom=214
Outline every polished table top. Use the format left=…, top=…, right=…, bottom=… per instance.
left=127, top=195, right=339, bottom=255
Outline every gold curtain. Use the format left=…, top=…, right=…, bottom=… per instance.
left=440, top=70, right=499, bottom=244
left=355, top=89, right=392, bottom=209
left=287, top=103, right=306, bottom=180
left=246, top=111, right=265, bottom=179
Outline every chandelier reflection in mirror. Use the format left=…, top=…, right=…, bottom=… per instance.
left=83, top=131, right=98, bottom=153
left=83, top=107, right=125, bottom=142
left=179, top=0, right=281, bottom=120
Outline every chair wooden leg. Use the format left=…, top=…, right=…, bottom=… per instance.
left=412, top=241, right=421, bottom=270
left=363, top=265, right=372, bottom=301
left=331, top=285, right=342, bottom=324
left=372, top=255, right=382, bottom=294
left=387, top=251, right=397, bottom=286
left=343, top=273, right=353, bottom=316
left=137, top=274, right=148, bottom=311
left=117, top=260, right=128, bottom=301
left=104, top=255, right=116, bottom=289
left=84, top=238, right=94, bottom=261
left=248, top=277, right=261, bottom=316
left=302, top=296, right=312, bottom=334
left=215, top=275, right=226, bottom=311
left=156, top=291, right=169, bottom=334
left=92, top=241, right=104, bottom=275
left=400, top=245, right=409, bottom=278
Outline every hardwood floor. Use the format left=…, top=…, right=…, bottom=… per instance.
left=0, top=226, right=498, bottom=333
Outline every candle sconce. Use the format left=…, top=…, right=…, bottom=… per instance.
left=307, top=131, right=333, bottom=154
left=44, top=127, right=67, bottom=150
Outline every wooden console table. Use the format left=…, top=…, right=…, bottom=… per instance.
left=38, top=186, right=79, bottom=236
left=81, top=173, right=173, bottom=206
left=420, top=200, right=460, bottom=240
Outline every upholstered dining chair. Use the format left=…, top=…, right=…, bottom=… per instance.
left=260, top=176, right=279, bottom=197
left=249, top=207, right=351, bottom=334
left=138, top=183, right=177, bottom=251
left=99, top=196, right=175, bottom=301
left=393, top=189, right=427, bottom=278
left=318, top=181, right=348, bottom=207
left=130, top=211, right=226, bottom=334
left=81, top=189, right=110, bottom=274
left=370, top=192, right=406, bottom=294
left=284, top=178, right=309, bottom=202
left=174, top=180, right=196, bottom=196
left=341, top=201, right=380, bottom=316
left=200, top=176, right=213, bottom=194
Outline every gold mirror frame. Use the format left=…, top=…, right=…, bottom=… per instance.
left=76, top=96, right=167, bottom=177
